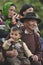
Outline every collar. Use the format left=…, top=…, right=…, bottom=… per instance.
left=24, top=30, right=29, bottom=34
left=24, top=29, right=33, bottom=35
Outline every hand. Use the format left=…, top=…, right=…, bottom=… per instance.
left=6, top=49, right=18, bottom=58
left=12, top=13, right=17, bottom=24
left=3, top=38, right=15, bottom=50
left=8, top=38, right=14, bottom=42
left=31, top=55, right=38, bottom=61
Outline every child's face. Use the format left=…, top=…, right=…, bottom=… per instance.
left=10, top=30, right=21, bottom=40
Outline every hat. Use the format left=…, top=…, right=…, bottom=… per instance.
left=19, top=4, right=34, bottom=16
left=20, top=12, right=41, bottom=24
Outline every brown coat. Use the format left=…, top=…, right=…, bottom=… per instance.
left=21, top=30, right=42, bottom=61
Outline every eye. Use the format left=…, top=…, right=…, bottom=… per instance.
left=15, top=33, right=18, bottom=36
left=19, top=32, right=21, bottom=35
left=11, top=33, right=14, bottom=35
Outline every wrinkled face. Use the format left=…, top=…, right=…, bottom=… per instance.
left=23, top=7, right=34, bottom=15
left=23, top=19, right=38, bottom=31
left=10, top=30, right=21, bottom=40
left=8, top=6, right=16, bottom=18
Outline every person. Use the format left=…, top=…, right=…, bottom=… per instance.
left=2, top=26, right=33, bottom=65
left=19, top=3, right=40, bottom=37
left=0, top=2, right=17, bottom=39
left=0, top=9, right=5, bottom=24
left=0, top=2, right=23, bottom=38
left=19, top=3, right=42, bottom=39
left=20, top=12, right=42, bottom=65
left=0, top=34, right=18, bottom=65
left=19, top=4, right=34, bottom=18
left=19, top=4, right=43, bottom=64
left=31, top=17, right=43, bottom=65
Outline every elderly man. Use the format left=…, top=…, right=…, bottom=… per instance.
left=20, top=12, right=42, bottom=65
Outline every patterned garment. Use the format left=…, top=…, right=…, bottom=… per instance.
left=6, top=39, right=30, bottom=65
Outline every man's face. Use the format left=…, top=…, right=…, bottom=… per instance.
left=8, top=6, right=16, bottom=18
left=23, top=7, right=34, bottom=16
left=23, top=19, right=38, bottom=31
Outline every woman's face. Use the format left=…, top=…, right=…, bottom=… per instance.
left=8, top=6, right=16, bottom=18
left=23, top=19, right=37, bottom=31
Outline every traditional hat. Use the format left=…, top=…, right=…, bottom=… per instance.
left=20, top=12, right=41, bottom=24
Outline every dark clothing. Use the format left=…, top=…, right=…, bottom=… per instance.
left=0, top=60, right=10, bottom=65
left=0, top=30, right=9, bottom=38
left=21, top=29, right=42, bottom=65
left=31, top=61, right=41, bottom=65
left=40, top=37, right=43, bottom=50
left=40, top=37, right=43, bottom=65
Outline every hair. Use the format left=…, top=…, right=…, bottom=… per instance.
left=10, top=4, right=16, bottom=8
left=10, top=26, right=22, bottom=34
left=19, top=4, right=34, bottom=16
left=11, top=26, right=20, bottom=31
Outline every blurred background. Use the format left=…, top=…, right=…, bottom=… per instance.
left=0, top=0, right=43, bottom=37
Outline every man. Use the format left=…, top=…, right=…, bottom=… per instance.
left=19, top=4, right=43, bottom=64
left=20, top=12, right=42, bottom=65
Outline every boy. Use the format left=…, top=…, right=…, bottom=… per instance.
left=3, top=26, right=33, bottom=65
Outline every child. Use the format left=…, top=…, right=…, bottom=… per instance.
left=3, top=26, right=33, bottom=65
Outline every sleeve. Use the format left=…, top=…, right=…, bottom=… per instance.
left=35, top=34, right=42, bottom=61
